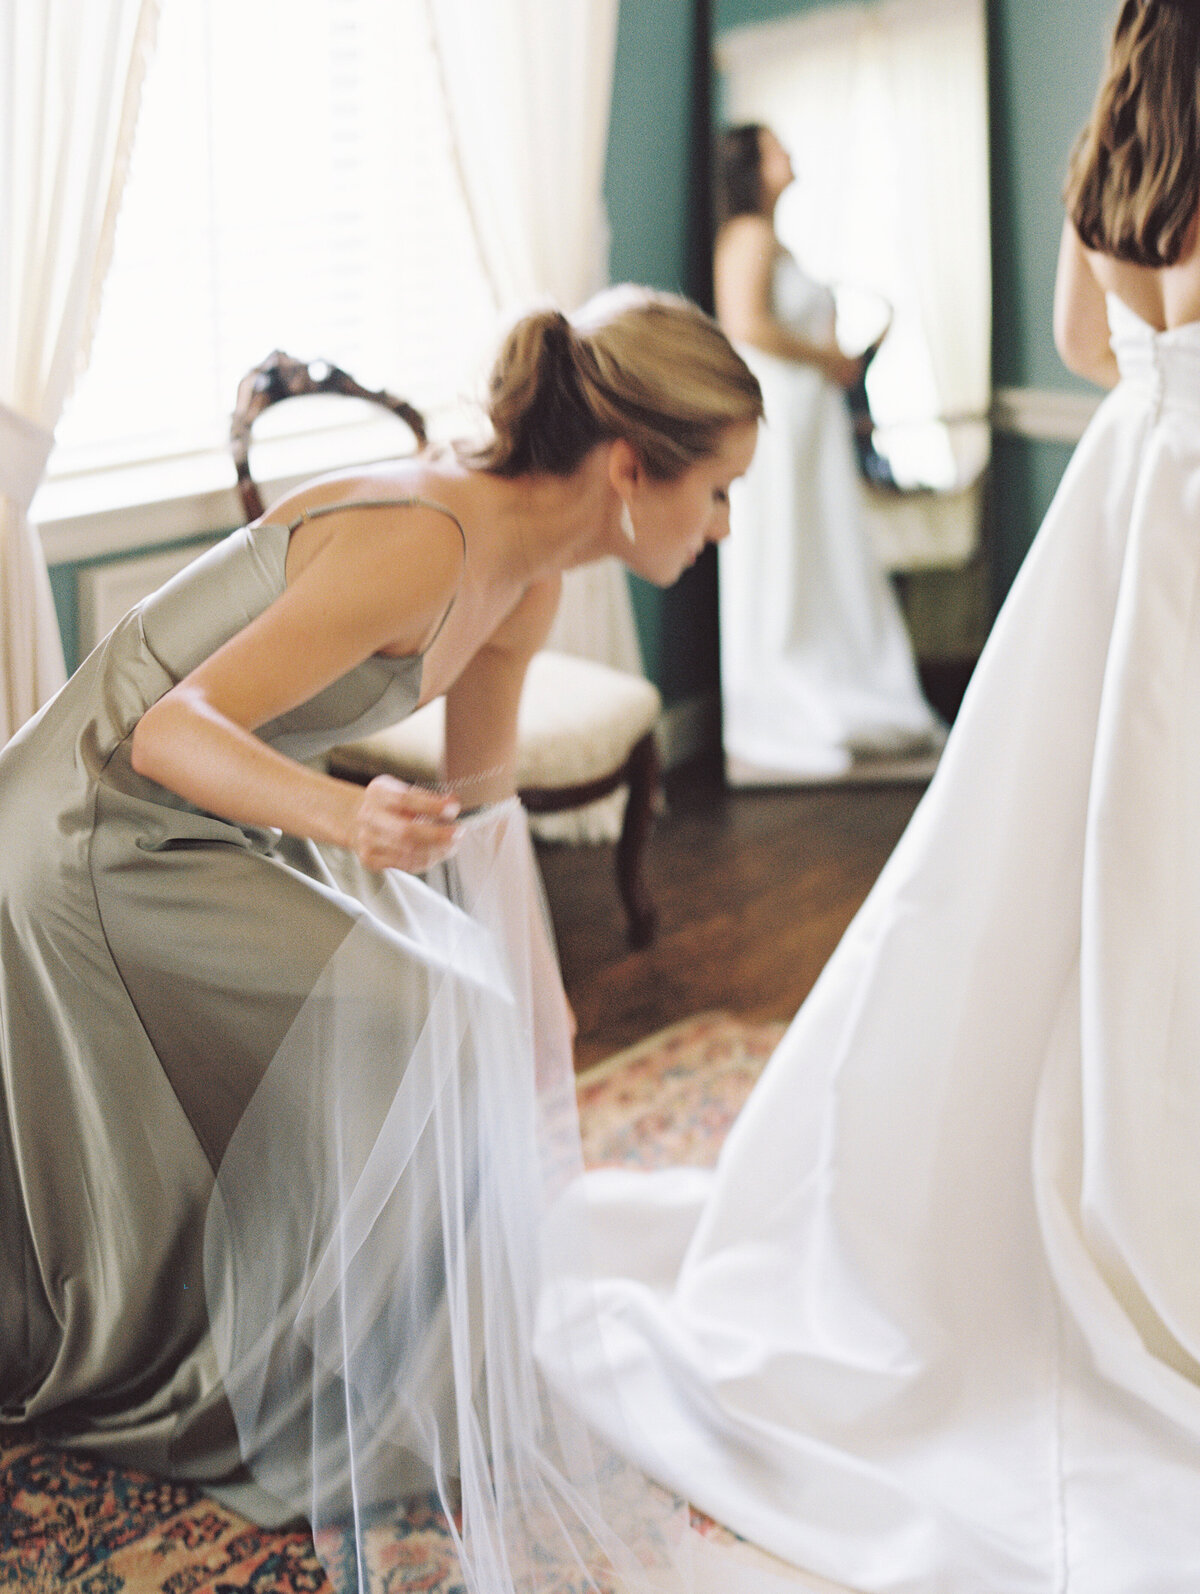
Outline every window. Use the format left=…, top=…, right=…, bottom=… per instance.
left=50, top=0, right=499, bottom=481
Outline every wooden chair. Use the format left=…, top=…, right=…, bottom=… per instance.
left=229, top=349, right=427, bottom=519
left=230, top=351, right=663, bottom=947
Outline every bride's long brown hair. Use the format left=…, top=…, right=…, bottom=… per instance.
left=1064, top=0, right=1200, bottom=267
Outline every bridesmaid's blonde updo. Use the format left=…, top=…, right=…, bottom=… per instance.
left=470, top=286, right=764, bottom=480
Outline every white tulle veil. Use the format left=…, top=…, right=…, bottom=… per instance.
left=201, top=799, right=717, bottom=1594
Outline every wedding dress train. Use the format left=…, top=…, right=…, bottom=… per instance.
left=545, top=296, right=1200, bottom=1593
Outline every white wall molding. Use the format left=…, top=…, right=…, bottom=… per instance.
left=32, top=416, right=423, bottom=567
left=990, top=386, right=1099, bottom=446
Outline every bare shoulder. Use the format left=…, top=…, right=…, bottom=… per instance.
left=283, top=496, right=467, bottom=657
left=715, top=216, right=778, bottom=332
left=486, top=574, right=563, bottom=661
left=716, top=213, right=775, bottom=264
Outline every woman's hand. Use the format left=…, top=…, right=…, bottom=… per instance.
left=823, top=349, right=867, bottom=390
left=350, top=775, right=461, bottom=872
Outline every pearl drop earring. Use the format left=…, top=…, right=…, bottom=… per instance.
left=619, top=502, right=637, bottom=544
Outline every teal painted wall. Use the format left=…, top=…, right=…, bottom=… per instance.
left=606, top=3, right=698, bottom=297
left=986, top=0, right=1113, bottom=595
left=715, top=0, right=815, bottom=22
left=604, top=0, right=718, bottom=707
left=48, top=565, right=78, bottom=673
left=987, top=0, right=1112, bottom=391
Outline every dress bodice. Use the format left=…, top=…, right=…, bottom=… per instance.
left=770, top=250, right=837, bottom=342
left=136, top=509, right=436, bottom=765
left=1107, top=293, right=1200, bottom=415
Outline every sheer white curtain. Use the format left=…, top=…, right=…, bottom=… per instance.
left=425, top=0, right=640, bottom=678
left=875, top=0, right=990, bottom=475
left=427, top=0, right=642, bottom=843
left=0, top=0, right=159, bottom=742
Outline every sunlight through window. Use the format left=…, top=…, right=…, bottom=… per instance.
left=51, top=0, right=499, bottom=478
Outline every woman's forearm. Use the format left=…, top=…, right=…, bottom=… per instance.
left=131, top=684, right=362, bottom=846
left=736, top=316, right=860, bottom=386
left=442, top=651, right=522, bottom=810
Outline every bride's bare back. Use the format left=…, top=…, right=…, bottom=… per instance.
left=1087, top=216, right=1200, bottom=333
left=1055, top=209, right=1200, bottom=391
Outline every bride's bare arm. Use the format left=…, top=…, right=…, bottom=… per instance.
left=1053, top=219, right=1120, bottom=389
left=131, top=506, right=464, bottom=871
left=714, top=214, right=862, bottom=389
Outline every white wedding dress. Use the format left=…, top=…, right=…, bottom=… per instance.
left=545, top=297, right=1200, bottom=1593
left=718, top=251, right=942, bottom=783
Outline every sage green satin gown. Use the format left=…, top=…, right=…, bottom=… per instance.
left=0, top=509, right=452, bottom=1523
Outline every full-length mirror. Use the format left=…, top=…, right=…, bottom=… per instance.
left=712, top=0, right=991, bottom=784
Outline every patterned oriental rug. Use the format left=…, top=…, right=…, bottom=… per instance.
left=1, top=1013, right=786, bottom=1594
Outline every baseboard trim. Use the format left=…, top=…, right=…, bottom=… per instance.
left=657, top=690, right=720, bottom=770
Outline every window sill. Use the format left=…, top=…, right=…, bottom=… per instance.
left=32, top=416, right=427, bottom=567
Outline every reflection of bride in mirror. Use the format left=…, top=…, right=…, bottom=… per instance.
left=714, top=123, right=943, bottom=784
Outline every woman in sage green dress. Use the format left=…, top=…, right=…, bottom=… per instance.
left=0, top=286, right=761, bottom=1594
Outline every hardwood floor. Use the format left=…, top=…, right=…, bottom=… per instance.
left=537, top=757, right=926, bottom=1073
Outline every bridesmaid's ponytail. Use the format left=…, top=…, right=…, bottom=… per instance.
left=472, top=310, right=601, bottom=477
left=469, top=287, right=763, bottom=482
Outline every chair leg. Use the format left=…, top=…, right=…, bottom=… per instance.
left=616, top=731, right=660, bottom=948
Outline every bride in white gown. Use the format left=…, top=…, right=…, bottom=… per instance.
left=713, top=125, right=942, bottom=783
left=545, top=6, right=1200, bottom=1588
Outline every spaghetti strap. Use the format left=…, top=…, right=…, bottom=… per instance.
left=283, top=495, right=467, bottom=652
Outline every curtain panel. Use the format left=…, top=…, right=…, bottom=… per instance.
left=427, top=0, right=641, bottom=842
left=426, top=0, right=637, bottom=672
left=1, top=0, right=160, bottom=742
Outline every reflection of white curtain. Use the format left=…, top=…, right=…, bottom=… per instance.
left=875, top=0, right=990, bottom=451
left=1, top=0, right=159, bottom=743
left=719, top=6, right=861, bottom=270
left=426, top=0, right=639, bottom=678
left=717, top=0, right=990, bottom=487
